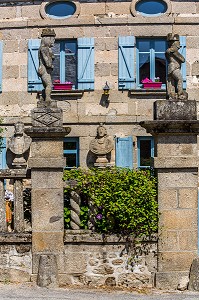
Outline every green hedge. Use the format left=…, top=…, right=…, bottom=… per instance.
left=63, top=167, right=158, bottom=237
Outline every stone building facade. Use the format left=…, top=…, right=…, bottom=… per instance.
left=0, top=0, right=199, bottom=290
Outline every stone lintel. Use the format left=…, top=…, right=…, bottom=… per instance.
left=154, top=100, right=197, bottom=120
left=29, top=158, right=65, bottom=169
left=0, top=168, right=29, bottom=179
left=154, top=157, right=198, bottom=169
left=25, top=127, right=71, bottom=138
left=140, top=120, right=199, bottom=135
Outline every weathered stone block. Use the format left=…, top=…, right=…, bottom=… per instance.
left=30, top=140, right=63, bottom=158
left=31, top=171, right=63, bottom=189
left=95, top=63, right=111, bottom=76
left=158, top=189, right=178, bottom=209
left=37, top=254, right=58, bottom=288
left=154, top=100, right=197, bottom=120
left=178, top=188, right=198, bottom=209
left=32, top=232, right=64, bottom=253
left=158, top=231, right=179, bottom=252
left=64, top=253, right=87, bottom=273
left=156, top=271, right=189, bottom=290
left=158, top=170, right=198, bottom=188
left=189, top=258, right=199, bottom=291
left=192, top=61, right=199, bottom=76
left=159, top=209, right=197, bottom=230
left=158, top=252, right=196, bottom=272
left=178, top=230, right=197, bottom=251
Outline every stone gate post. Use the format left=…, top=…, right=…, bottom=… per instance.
left=26, top=101, right=70, bottom=287
left=141, top=100, right=199, bottom=289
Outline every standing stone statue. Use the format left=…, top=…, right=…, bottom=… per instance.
left=165, top=33, right=188, bottom=100
left=89, top=124, right=113, bottom=164
left=8, top=122, right=32, bottom=168
left=38, top=28, right=56, bottom=104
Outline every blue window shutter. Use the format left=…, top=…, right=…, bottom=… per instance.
left=78, top=38, right=94, bottom=90
left=0, top=41, right=3, bottom=92
left=115, top=136, right=133, bottom=169
left=179, top=36, right=186, bottom=90
left=118, top=36, right=135, bottom=90
left=28, top=39, right=43, bottom=92
left=0, top=138, right=6, bottom=169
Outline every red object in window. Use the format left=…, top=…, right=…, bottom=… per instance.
left=142, top=82, right=162, bottom=89
left=53, top=82, right=73, bottom=90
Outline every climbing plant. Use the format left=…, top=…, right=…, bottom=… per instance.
left=63, top=167, right=158, bottom=237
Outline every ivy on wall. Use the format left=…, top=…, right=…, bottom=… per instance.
left=63, top=168, right=158, bottom=237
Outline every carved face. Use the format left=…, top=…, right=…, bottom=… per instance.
left=97, top=126, right=106, bottom=137
left=15, top=122, right=24, bottom=135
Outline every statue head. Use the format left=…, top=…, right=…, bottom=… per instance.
left=97, top=124, right=107, bottom=138
left=41, top=28, right=56, bottom=47
left=14, top=122, right=24, bottom=136
left=167, top=33, right=180, bottom=49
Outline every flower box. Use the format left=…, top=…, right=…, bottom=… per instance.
left=142, top=82, right=162, bottom=89
left=53, top=83, right=73, bottom=90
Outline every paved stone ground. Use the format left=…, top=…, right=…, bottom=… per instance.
left=0, top=283, right=199, bottom=300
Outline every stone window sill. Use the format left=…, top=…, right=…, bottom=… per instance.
left=129, top=89, right=166, bottom=96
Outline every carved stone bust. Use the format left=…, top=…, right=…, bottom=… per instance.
left=8, top=122, right=32, bottom=168
left=89, top=124, right=113, bottom=164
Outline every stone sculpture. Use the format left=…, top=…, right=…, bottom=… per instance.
left=165, top=33, right=187, bottom=100
left=38, top=28, right=56, bottom=104
left=8, top=122, right=32, bottom=168
left=89, top=124, right=113, bottom=164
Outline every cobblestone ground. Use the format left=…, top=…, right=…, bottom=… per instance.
left=0, top=284, right=199, bottom=300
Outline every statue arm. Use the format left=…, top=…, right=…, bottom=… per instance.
left=40, top=48, right=53, bottom=69
left=172, top=51, right=185, bottom=63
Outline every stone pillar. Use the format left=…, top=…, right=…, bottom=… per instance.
left=26, top=101, right=70, bottom=287
left=141, top=100, right=199, bottom=290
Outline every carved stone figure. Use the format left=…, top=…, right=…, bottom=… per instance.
left=8, top=122, right=32, bottom=168
left=165, top=33, right=188, bottom=100
left=89, top=124, right=113, bottom=164
left=38, top=28, right=56, bottom=104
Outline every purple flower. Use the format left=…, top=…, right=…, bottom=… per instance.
left=96, top=213, right=103, bottom=220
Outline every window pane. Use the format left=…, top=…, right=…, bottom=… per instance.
left=52, top=43, right=60, bottom=82
left=64, top=141, right=76, bottom=150
left=46, top=1, right=76, bottom=18
left=65, top=55, right=77, bottom=86
left=136, top=0, right=167, bottom=16
left=139, top=53, right=150, bottom=83
left=65, top=41, right=77, bottom=86
left=154, top=40, right=167, bottom=52
left=137, top=40, right=150, bottom=52
left=155, top=53, right=166, bottom=83
left=140, top=140, right=151, bottom=167
left=64, top=153, right=77, bottom=168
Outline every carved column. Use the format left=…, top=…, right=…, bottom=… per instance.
left=26, top=100, right=70, bottom=287
left=14, top=179, right=24, bottom=232
left=0, top=179, right=6, bottom=232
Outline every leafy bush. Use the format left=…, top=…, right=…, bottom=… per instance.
left=63, top=167, right=158, bottom=237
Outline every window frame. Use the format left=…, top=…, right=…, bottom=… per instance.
left=136, top=38, right=167, bottom=89
left=137, top=136, right=154, bottom=169
left=63, top=137, right=79, bottom=169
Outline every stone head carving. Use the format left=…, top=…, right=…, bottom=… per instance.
left=8, top=122, right=32, bottom=168
left=38, top=28, right=56, bottom=104
left=165, top=33, right=188, bottom=100
left=89, top=124, right=113, bottom=164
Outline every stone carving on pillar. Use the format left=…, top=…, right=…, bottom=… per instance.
left=70, top=191, right=81, bottom=230
left=165, top=33, right=188, bottom=100
left=38, top=28, right=56, bottom=105
left=8, top=122, right=32, bottom=168
left=89, top=124, right=113, bottom=166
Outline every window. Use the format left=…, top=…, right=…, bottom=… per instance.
left=45, top=1, right=76, bottom=19
left=118, top=36, right=186, bottom=90
left=28, top=38, right=94, bottom=91
left=135, top=0, right=167, bottom=16
left=136, top=38, right=167, bottom=88
left=63, top=137, right=79, bottom=169
left=115, top=136, right=133, bottom=169
left=52, top=40, right=77, bottom=88
left=137, top=137, right=154, bottom=168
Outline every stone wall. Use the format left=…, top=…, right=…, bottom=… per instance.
left=62, top=231, right=157, bottom=288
